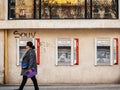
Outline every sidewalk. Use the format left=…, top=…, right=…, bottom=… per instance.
left=0, top=84, right=120, bottom=90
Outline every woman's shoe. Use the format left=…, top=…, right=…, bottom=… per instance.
left=35, top=88, right=39, bottom=90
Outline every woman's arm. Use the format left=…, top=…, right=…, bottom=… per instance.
left=28, top=50, right=35, bottom=70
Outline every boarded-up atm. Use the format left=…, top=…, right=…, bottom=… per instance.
left=16, top=38, right=40, bottom=65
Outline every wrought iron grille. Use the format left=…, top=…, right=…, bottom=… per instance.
left=8, top=0, right=118, bottom=19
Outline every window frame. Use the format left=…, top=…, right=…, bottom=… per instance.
left=8, top=0, right=119, bottom=20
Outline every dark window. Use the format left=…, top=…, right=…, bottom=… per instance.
left=92, top=0, right=118, bottom=19
left=8, top=0, right=35, bottom=19
left=8, top=0, right=119, bottom=20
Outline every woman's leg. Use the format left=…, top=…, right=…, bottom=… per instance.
left=31, top=76, right=39, bottom=90
left=19, top=76, right=28, bottom=90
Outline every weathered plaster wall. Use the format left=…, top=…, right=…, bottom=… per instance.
left=0, top=30, right=4, bottom=84
left=7, top=29, right=120, bottom=84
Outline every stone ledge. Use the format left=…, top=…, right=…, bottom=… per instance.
left=0, top=20, right=120, bottom=29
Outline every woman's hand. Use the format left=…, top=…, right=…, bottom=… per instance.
left=27, top=69, right=32, bottom=73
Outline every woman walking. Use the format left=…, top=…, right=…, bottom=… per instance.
left=14, top=41, right=39, bottom=90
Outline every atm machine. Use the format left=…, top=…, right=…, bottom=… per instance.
left=56, top=38, right=79, bottom=65
left=95, top=38, right=118, bottom=65
left=16, top=38, right=40, bottom=65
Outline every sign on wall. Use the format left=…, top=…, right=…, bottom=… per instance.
left=13, top=30, right=36, bottom=38
left=113, top=38, right=119, bottom=65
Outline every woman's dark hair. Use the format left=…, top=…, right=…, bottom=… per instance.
left=26, top=41, right=35, bottom=49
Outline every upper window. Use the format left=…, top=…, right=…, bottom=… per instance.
left=8, top=0, right=119, bottom=20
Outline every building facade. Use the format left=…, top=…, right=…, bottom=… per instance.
left=0, top=0, right=120, bottom=85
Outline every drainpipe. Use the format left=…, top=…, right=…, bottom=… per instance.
left=4, top=30, right=8, bottom=84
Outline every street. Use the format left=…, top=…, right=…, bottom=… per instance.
left=0, top=84, right=120, bottom=90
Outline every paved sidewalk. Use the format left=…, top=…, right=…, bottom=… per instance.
left=0, top=84, right=120, bottom=90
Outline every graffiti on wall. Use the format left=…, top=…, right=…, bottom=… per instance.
left=13, top=30, right=56, bottom=53
left=13, top=30, right=36, bottom=38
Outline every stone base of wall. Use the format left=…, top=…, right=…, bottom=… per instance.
left=0, top=73, right=4, bottom=84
